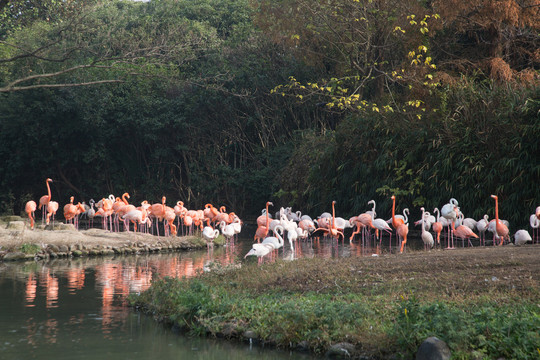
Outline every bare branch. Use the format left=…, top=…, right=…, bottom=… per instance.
left=0, top=79, right=124, bottom=93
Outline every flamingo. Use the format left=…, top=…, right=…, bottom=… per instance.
left=372, top=216, right=392, bottom=250
left=366, top=200, right=377, bottom=219
left=164, top=207, right=177, bottom=236
left=350, top=213, right=375, bottom=245
left=397, top=223, right=409, bottom=254
left=420, top=207, right=434, bottom=251
left=231, top=216, right=242, bottom=239
left=46, top=201, right=59, bottom=227
left=86, top=199, right=96, bottom=229
left=431, top=208, right=443, bottom=246
left=202, top=222, right=220, bottom=249
left=254, top=201, right=273, bottom=243
left=244, top=243, right=275, bottom=264
left=63, top=196, right=77, bottom=225
left=462, top=216, right=477, bottom=231
left=390, top=195, right=405, bottom=229
left=390, top=195, right=408, bottom=253
left=38, top=178, right=53, bottom=224
left=298, top=218, right=316, bottom=234
left=220, top=221, right=236, bottom=244
left=490, top=195, right=509, bottom=246
left=285, top=226, right=297, bottom=252
left=452, top=222, right=478, bottom=247
left=313, top=201, right=344, bottom=240
left=514, top=230, right=532, bottom=246
left=25, top=200, right=37, bottom=229
left=476, top=215, right=489, bottom=246
left=148, top=196, right=167, bottom=236
left=261, top=225, right=285, bottom=252
left=441, top=198, right=459, bottom=249
left=415, top=211, right=435, bottom=231
left=529, top=213, right=539, bottom=244
left=122, top=208, right=151, bottom=232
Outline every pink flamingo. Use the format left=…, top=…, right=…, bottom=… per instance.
left=452, top=222, right=478, bottom=247
left=254, top=201, right=273, bottom=243
left=46, top=201, right=59, bottom=227
left=38, top=178, right=53, bottom=224
left=25, top=200, right=37, bottom=229
left=491, top=195, right=509, bottom=246
left=314, top=201, right=344, bottom=240
left=391, top=195, right=408, bottom=252
left=432, top=208, right=443, bottom=246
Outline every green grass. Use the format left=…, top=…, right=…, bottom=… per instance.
left=19, top=243, right=41, bottom=254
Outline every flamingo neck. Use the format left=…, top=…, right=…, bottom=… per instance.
left=494, top=198, right=499, bottom=222
left=421, top=209, right=426, bottom=234
left=46, top=180, right=52, bottom=201
left=331, top=202, right=336, bottom=228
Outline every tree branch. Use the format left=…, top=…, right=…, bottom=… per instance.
left=0, top=79, right=124, bottom=93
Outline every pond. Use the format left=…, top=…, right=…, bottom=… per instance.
left=0, top=230, right=430, bottom=360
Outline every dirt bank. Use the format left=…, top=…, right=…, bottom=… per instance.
left=0, top=216, right=220, bottom=261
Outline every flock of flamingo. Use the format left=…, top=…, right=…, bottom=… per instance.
left=23, top=178, right=242, bottom=247
left=22, top=178, right=539, bottom=262
left=245, top=196, right=539, bottom=262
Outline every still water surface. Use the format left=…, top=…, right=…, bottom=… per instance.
left=0, top=236, right=394, bottom=360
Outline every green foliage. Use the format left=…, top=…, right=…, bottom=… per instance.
left=19, top=243, right=41, bottom=254
left=392, top=296, right=540, bottom=359
left=132, top=276, right=381, bottom=353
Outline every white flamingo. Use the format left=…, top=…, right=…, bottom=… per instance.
left=420, top=207, right=434, bottom=250
left=441, top=198, right=459, bottom=248
left=514, top=230, right=532, bottom=246
left=476, top=215, right=489, bottom=245
left=202, top=225, right=220, bottom=249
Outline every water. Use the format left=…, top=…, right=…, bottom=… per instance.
left=0, top=232, right=427, bottom=360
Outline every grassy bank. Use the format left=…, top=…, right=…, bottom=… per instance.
left=130, top=245, right=540, bottom=359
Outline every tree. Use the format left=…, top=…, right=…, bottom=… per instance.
left=257, top=0, right=439, bottom=119
left=431, top=0, right=540, bottom=82
left=0, top=0, right=212, bottom=92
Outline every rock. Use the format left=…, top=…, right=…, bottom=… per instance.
left=3, top=252, right=27, bottom=261
left=72, top=250, right=83, bottom=257
left=57, top=223, right=76, bottom=231
left=243, top=330, right=257, bottom=340
left=47, top=244, right=60, bottom=253
left=59, top=245, right=69, bottom=253
left=2, top=215, right=24, bottom=222
left=6, top=221, right=25, bottom=230
left=416, top=337, right=451, bottom=360
left=326, top=342, right=356, bottom=358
